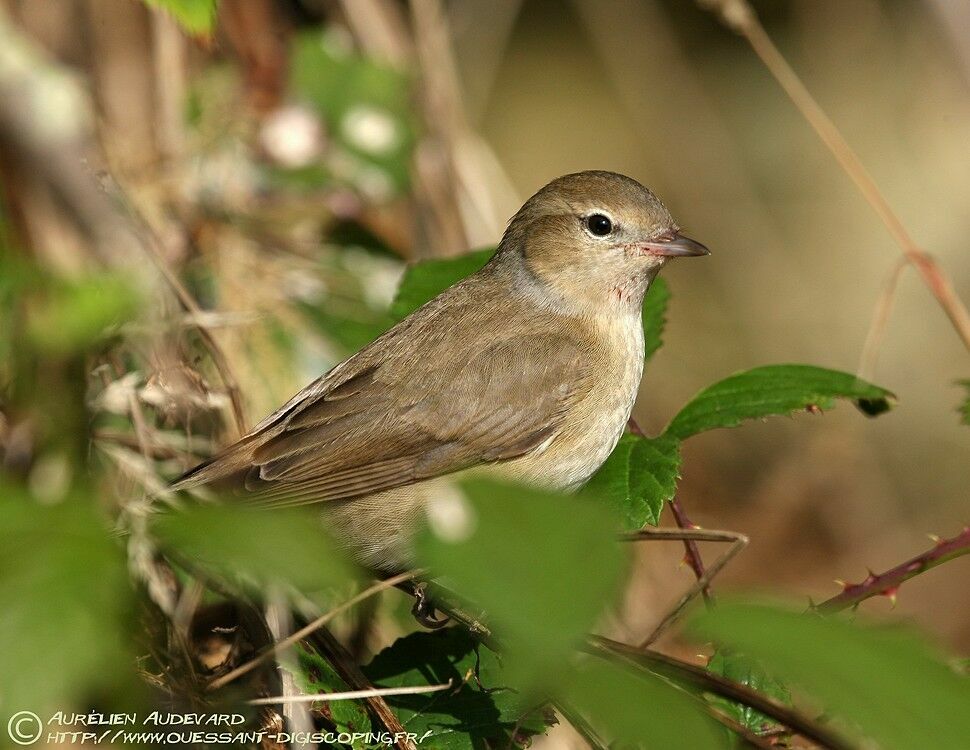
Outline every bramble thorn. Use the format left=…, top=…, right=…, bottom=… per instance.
left=882, top=587, right=899, bottom=607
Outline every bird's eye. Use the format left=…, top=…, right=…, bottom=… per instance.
left=586, top=213, right=613, bottom=237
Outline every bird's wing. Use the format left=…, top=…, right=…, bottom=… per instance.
left=174, top=311, right=592, bottom=508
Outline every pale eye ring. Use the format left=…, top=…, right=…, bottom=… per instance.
left=585, top=213, right=613, bottom=237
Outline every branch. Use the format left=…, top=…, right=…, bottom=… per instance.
left=700, top=0, right=970, bottom=354
left=815, top=527, right=970, bottom=614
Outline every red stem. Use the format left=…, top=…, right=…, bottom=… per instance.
left=816, top=527, right=970, bottom=613
left=627, top=418, right=713, bottom=603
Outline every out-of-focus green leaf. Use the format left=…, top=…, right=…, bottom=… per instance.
left=389, top=249, right=494, bottom=320
left=0, top=485, right=131, bottom=715
left=565, top=659, right=723, bottom=749
left=291, top=645, right=370, bottom=748
left=298, top=301, right=392, bottom=354
left=665, top=365, right=895, bottom=440
left=364, top=629, right=551, bottom=750
left=416, top=479, right=628, bottom=691
left=690, top=601, right=970, bottom=750
left=957, top=380, right=970, bottom=426
left=25, top=273, right=139, bottom=356
left=144, top=0, right=217, bottom=35
left=706, top=649, right=791, bottom=736
left=153, top=505, right=357, bottom=593
left=291, top=31, right=415, bottom=191
left=584, top=433, right=681, bottom=529
left=642, top=277, right=670, bottom=363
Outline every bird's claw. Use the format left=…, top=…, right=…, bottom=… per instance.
left=411, top=583, right=449, bottom=629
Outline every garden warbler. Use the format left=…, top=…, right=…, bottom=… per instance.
left=174, top=171, right=708, bottom=573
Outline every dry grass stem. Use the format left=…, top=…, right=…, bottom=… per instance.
left=248, top=680, right=453, bottom=706
left=701, top=0, right=970, bottom=354
left=207, top=571, right=417, bottom=691
left=857, top=257, right=909, bottom=380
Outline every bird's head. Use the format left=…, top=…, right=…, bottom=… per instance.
left=496, top=170, right=708, bottom=311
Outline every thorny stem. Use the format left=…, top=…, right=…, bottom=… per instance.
left=669, top=496, right=712, bottom=601
left=816, top=527, right=970, bottom=614
left=627, top=417, right=713, bottom=603
left=700, top=0, right=970, bottom=355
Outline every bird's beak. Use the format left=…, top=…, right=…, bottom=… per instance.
left=638, top=232, right=710, bottom=258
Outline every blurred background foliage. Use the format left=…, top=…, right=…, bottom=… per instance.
left=1, top=0, right=969, bottom=748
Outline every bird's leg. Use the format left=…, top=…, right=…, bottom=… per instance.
left=621, top=527, right=749, bottom=647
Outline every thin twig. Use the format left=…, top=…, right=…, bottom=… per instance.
left=816, top=527, right=970, bottom=614
left=857, top=256, right=908, bottom=380
left=586, top=636, right=851, bottom=750
left=207, top=571, right=417, bottom=691
left=248, top=680, right=453, bottom=706
left=700, top=0, right=970, bottom=353
left=627, top=417, right=714, bottom=605
left=625, top=528, right=748, bottom=648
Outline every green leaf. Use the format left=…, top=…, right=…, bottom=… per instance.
left=291, top=645, right=370, bottom=747
left=642, top=277, right=670, bottom=363
left=665, top=364, right=895, bottom=440
left=0, top=486, right=132, bottom=715
left=957, top=379, right=970, bottom=426
left=298, top=301, right=393, bottom=354
left=415, top=479, right=628, bottom=691
left=153, top=505, right=357, bottom=593
left=584, top=433, right=681, bottom=529
left=707, top=649, right=791, bottom=735
left=144, top=0, right=218, bottom=35
left=565, top=659, right=723, bottom=749
left=363, top=629, right=551, bottom=750
left=690, top=601, right=970, bottom=750
left=389, top=249, right=495, bottom=320
left=291, top=31, right=416, bottom=191
left=25, top=272, right=140, bottom=356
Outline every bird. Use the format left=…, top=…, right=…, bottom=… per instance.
left=174, top=170, right=708, bottom=585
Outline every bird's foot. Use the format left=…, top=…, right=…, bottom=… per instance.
left=411, top=583, right=450, bottom=630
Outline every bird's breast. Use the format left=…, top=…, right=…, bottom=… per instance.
left=511, top=310, right=645, bottom=490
